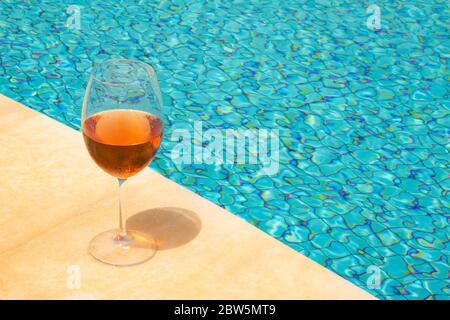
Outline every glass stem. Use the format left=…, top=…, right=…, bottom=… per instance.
left=117, top=178, right=127, bottom=239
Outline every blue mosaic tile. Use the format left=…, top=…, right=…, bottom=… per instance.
left=0, top=0, right=449, bottom=299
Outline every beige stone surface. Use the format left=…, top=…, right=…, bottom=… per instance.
left=0, top=94, right=375, bottom=299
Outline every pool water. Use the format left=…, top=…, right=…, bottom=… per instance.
left=1, top=0, right=448, bottom=299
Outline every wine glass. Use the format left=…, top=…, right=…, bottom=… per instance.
left=82, top=59, right=164, bottom=266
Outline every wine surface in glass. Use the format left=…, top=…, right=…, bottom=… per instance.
left=83, top=109, right=163, bottom=179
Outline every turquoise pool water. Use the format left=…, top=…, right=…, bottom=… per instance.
left=1, top=0, right=448, bottom=299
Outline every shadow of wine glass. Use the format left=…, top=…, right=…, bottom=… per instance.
left=126, top=207, right=201, bottom=250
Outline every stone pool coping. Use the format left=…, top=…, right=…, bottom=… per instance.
left=0, top=94, right=375, bottom=299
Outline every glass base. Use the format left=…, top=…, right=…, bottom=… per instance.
left=89, top=229, right=156, bottom=266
